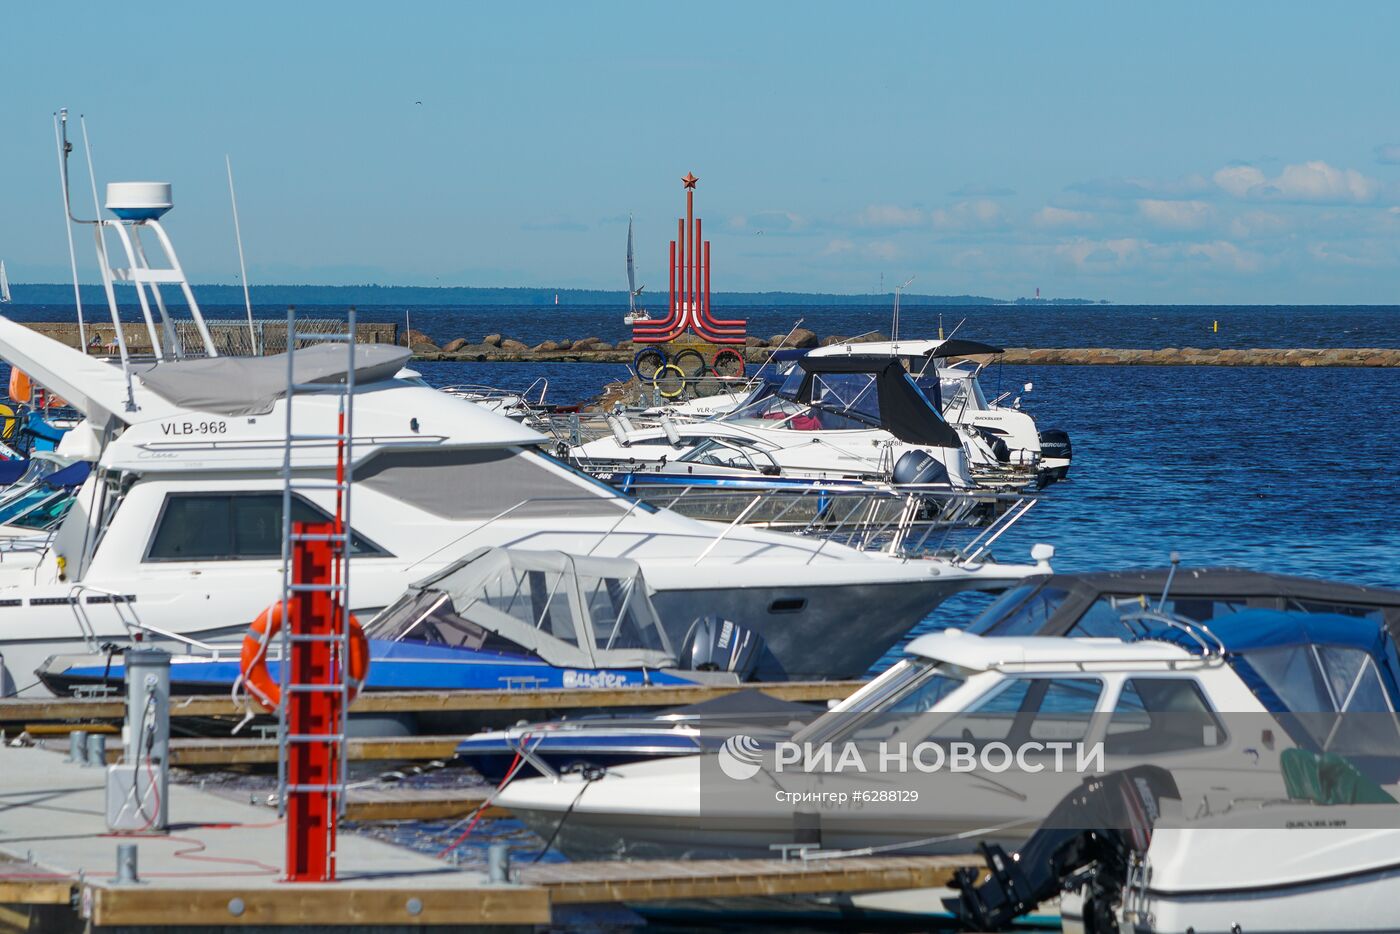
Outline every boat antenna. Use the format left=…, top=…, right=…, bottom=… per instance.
left=1157, top=551, right=1181, bottom=612
left=945, top=316, right=967, bottom=341
left=626, top=214, right=643, bottom=314
left=892, top=275, right=914, bottom=340
left=749, top=317, right=805, bottom=383
left=226, top=155, right=258, bottom=354
left=52, top=110, right=87, bottom=349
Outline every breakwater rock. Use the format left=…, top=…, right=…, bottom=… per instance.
left=416, top=340, right=1400, bottom=368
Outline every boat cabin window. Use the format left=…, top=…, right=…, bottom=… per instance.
left=357, top=448, right=629, bottom=520
left=931, top=677, right=1102, bottom=744
left=678, top=438, right=777, bottom=473
left=929, top=676, right=1102, bottom=745
left=8, top=491, right=74, bottom=530
left=473, top=563, right=579, bottom=644
left=145, top=493, right=386, bottom=561
left=1243, top=644, right=1400, bottom=756
left=578, top=574, right=666, bottom=653
left=0, top=488, right=69, bottom=528
left=365, top=591, right=512, bottom=652
left=808, top=374, right=882, bottom=427
left=793, top=659, right=969, bottom=746
left=1105, top=679, right=1226, bottom=755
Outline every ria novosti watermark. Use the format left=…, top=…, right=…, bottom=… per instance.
left=718, top=734, right=1104, bottom=782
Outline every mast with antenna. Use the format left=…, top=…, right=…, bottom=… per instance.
left=226, top=155, right=257, bottom=354
left=54, top=109, right=222, bottom=410
left=892, top=275, right=914, bottom=340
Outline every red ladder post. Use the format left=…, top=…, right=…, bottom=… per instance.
left=285, top=519, right=342, bottom=882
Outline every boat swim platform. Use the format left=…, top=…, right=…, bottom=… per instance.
left=0, top=680, right=862, bottom=730
left=0, top=747, right=976, bottom=931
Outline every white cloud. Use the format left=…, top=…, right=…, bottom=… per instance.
left=1213, top=161, right=1379, bottom=203
left=1052, top=237, right=1146, bottom=270
left=820, top=238, right=899, bottom=261
left=858, top=204, right=925, bottom=228
left=1137, top=199, right=1212, bottom=230
left=1185, top=240, right=1260, bottom=273
left=1228, top=210, right=1289, bottom=239
left=930, top=199, right=1004, bottom=230
left=1031, top=206, right=1096, bottom=229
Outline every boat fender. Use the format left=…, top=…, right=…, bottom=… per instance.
left=7, top=370, right=31, bottom=405
left=238, top=602, right=370, bottom=711
left=680, top=615, right=765, bottom=680
left=892, top=450, right=950, bottom=486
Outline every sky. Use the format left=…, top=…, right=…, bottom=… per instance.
left=3, top=2, right=1400, bottom=303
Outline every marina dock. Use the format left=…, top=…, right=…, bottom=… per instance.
left=0, top=680, right=860, bottom=728
left=0, top=747, right=975, bottom=931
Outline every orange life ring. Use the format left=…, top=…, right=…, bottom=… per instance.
left=239, top=601, right=370, bottom=711
left=8, top=369, right=32, bottom=405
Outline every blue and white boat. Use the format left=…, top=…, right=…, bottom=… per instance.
left=37, top=546, right=771, bottom=697
left=456, top=688, right=820, bottom=781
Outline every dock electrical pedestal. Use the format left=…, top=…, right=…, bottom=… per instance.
left=105, top=648, right=171, bottom=832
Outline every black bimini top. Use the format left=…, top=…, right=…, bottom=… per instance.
left=795, top=355, right=962, bottom=448
left=926, top=339, right=1004, bottom=358
left=966, top=567, right=1400, bottom=642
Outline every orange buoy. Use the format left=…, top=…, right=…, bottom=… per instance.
left=238, top=601, right=370, bottom=711
left=8, top=369, right=32, bottom=405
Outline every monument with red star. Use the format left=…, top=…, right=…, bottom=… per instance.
left=630, top=172, right=747, bottom=347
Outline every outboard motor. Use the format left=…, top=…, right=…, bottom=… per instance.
left=1037, top=429, right=1072, bottom=482
left=974, top=427, right=1011, bottom=464
left=944, top=765, right=1180, bottom=932
left=680, top=616, right=765, bottom=681
left=892, top=450, right=950, bottom=486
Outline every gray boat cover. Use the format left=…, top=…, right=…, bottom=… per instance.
left=365, top=547, right=678, bottom=670
left=136, top=343, right=412, bottom=416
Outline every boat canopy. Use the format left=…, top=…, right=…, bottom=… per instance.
left=790, top=355, right=963, bottom=448
left=136, top=343, right=412, bottom=417
left=926, top=338, right=1003, bottom=358
left=364, top=547, right=677, bottom=670
left=1137, top=609, right=1400, bottom=714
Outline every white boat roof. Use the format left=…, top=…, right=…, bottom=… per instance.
left=904, top=630, right=1195, bottom=670
left=808, top=339, right=947, bottom=359
left=0, top=314, right=548, bottom=473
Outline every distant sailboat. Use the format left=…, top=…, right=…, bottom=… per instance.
left=622, top=215, right=651, bottom=324
left=0, top=261, right=10, bottom=304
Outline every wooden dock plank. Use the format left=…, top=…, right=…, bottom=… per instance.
left=343, top=788, right=506, bottom=822
left=97, top=735, right=466, bottom=767
left=523, top=855, right=977, bottom=905
left=0, top=680, right=860, bottom=725
left=0, top=879, right=73, bottom=906
left=86, top=884, right=551, bottom=927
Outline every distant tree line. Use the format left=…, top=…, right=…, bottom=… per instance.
left=6, top=283, right=1102, bottom=307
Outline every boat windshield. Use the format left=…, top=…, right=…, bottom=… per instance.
left=729, top=370, right=883, bottom=431
left=966, top=582, right=1072, bottom=636
left=794, top=658, right=968, bottom=745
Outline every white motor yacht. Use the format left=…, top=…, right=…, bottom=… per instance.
left=496, top=619, right=1297, bottom=861
left=808, top=337, right=1072, bottom=484
left=0, top=317, right=1043, bottom=695
left=573, top=353, right=977, bottom=490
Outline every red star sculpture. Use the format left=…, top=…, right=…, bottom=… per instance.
left=681, top=171, right=698, bottom=189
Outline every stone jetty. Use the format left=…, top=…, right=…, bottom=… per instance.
left=13, top=322, right=1398, bottom=366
